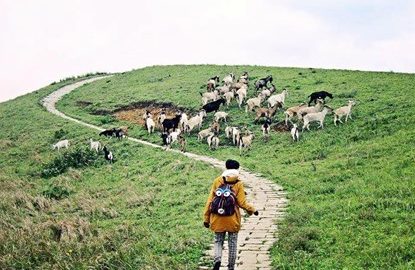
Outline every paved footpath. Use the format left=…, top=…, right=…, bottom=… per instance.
left=42, top=76, right=288, bottom=270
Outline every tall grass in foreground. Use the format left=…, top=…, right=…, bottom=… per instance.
left=0, top=77, right=220, bottom=269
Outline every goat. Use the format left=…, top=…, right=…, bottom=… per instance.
left=255, top=75, right=273, bottom=91
left=186, top=111, right=206, bottom=133
left=179, top=112, right=189, bottom=131
left=214, top=111, right=229, bottom=122
left=239, top=132, right=255, bottom=155
left=158, top=110, right=167, bottom=126
left=254, top=102, right=282, bottom=123
left=261, top=117, right=272, bottom=141
left=52, top=139, right=70, bottom=151
left=334, top=100, right=356, bottom=125
left=223, top=73, right=235, bottom=85
left=232, top=127, right=241, bottom=146
left=297, top=99, right=324, bottom=120
left=308, top=91, right=333, bottom=106
left=142, top=110, right=151, bottom=120
left=217, top=85, right=230, bottom=94
left=224, top=126, right=233, bottom=139
left=284, top=103, right=308, bottom=124
left=291, top=124, right=300, bottom=141
left=114, top=129, right=126, bottom=139
left=236, top=86, right=248, bottom=108
left=211, top=121, right=220, bottom=134
left=198, top=127, right=214, bottom=141
left=169, top=129, right=181, bottom=144
left=89, top=139, right=101, bottom=152
left=224, top=91, right=235, bottom=107
left=201, top=90, right=219, bottom=105
left=161, top=132, right=172, bottom=149
left=239, top=72, right=249, bottom=83
left=103, top=146, right=114, bottom=163
left=202, top=98, right=225, bottom=113
left=267, top=88, right=288, bottom=108
left=207, top=133, right=220, bottom=150
left=302, top=107, right=333, bottom=130
left=207, top=76, right=220, bottom=91
left=99, top=128, right=115, bottom=137
left=246, top=94, right=265, bottom=112
left=146, top=115, right=156, bottom=134
left=230, top=82, right=247, bottom=92
left=162, top=114, right=181, bottom=132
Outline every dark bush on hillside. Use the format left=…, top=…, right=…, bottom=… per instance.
left=43, top=185, right=71, bottom=200
left=54, top=129, right=67, bottom=140
left=41, top=147, right=102, bottom=178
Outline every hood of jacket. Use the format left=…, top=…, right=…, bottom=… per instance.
left=221, top=169, right=240, bottom=183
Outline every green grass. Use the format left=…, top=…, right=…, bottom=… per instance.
left=57, top=65, right=415, bottom=269
left=0, top=76, right=221, bottom=269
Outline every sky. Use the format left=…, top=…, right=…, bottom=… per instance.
left=1, top=0, right=414, bottom=102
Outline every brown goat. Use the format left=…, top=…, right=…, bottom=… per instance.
left=254, top=102, right=282, bottom=123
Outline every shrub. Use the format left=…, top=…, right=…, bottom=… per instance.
left=53, top=129, right=67, bottom=140
left=42, top=185, right=71, bottom=200
left=41, top=147, right=101, bottom=178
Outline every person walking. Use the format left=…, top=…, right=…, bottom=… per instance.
left=203, top=159, right=258, bottom=270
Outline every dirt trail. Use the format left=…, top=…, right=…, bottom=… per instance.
left=42, top=76, right=288, bottom=270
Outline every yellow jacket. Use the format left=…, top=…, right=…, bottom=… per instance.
left=203, top=171, right=256, bottom=233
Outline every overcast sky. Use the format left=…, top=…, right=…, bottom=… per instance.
left=1, top=0, right=414, bottom=102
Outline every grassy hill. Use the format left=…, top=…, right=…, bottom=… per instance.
left=0, top=76, right=221, bottom=269
left=56, top=65, right=415, bottom=269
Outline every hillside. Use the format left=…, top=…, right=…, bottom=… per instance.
left=57, top=65, right=415, bottom=269
left=0, top=76, right=221, bottom=269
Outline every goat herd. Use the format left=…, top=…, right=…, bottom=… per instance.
left=142, top=72, right=357, bottom=154
left=51, top=72, right=357, bottom=159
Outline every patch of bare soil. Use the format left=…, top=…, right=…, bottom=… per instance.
left=112, top=101, right=185, bottom=126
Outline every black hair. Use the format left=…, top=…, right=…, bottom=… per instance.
left=225, top=159, right=240, bottom=170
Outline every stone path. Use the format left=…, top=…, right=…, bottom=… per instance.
left=42, top=76, right=288, bottom=270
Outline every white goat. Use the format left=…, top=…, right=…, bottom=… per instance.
left=52, top=139, right=70, bottom=151
left=146, top=115, right=155, bottom=134
left=334, top=100, right=356, bottom=125
left=224, top=91, right=234, bottom=107
left=169, top=129, right=181, bottom=144
left=236, top=86, right=248, bottom=108
left=179, top=112, right=189, bottom=131
left=302, top=107, right=332, bottom=130
left=201, top=90, right=219, bottom=105
left=207, top=134, right=220, bottom=150
left=260, top=88, right=272, bottom=98
left=225, top=126, right=240, bottom=145
left=198, top=128, right=214, bottom=141
left=223, top=73, right=235, bottom=85
left=267, top=88, right=288, bottom=108
left=186, top=111, right=206, bottom=133
left=297, top=99, right=324, bottom=120
left=89, top=139, right=101, bottom=152
left=291, top=124, right=300, bottom=141
left=246, top=94, right=264, bottom=112
left=214, top=111, right=229, bottom=122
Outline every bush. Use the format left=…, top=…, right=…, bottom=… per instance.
left=53, top=129, right=67, bottom=140
left=41, top=147, right=101, bottom=178
left=43, top=185, right=71, bottom=200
